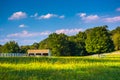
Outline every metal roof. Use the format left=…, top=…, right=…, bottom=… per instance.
left=28, top=49, right=49, bottom=53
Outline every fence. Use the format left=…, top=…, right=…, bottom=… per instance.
left=0, top=53, right=27, bottom=57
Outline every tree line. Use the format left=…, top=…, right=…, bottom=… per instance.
left=0, top=25, right=120, bottom=56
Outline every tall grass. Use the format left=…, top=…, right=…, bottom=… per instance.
left=0, top=54, right=120, bottom=80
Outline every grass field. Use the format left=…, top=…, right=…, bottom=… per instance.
left=0, top=52, right=120, bottom=80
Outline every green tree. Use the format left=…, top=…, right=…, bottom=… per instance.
left=68, top=36, right=78, bottom=56
left=2, top=41, right=20, bottom=53
left=0, top=45, right=2, bottom=53
left=30, top=42, right=39, bottom=49
left=49, top=33, right=70, bottom=56
left=39, top=33, right=70, bottom=56
left=39, top=38, right=50, bottom=49
left=85, top=25, right=114, bottom=54
left=75, top=32, right=87, bottom=55
left=68, top=32, right=87, bottom=56
left=111, top=27, right=120, bottom=50
left=20, top=45, right=30, bottom=53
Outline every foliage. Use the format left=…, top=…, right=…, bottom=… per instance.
left=30, top=42, right=39, bottom=49
left=39, top=38, right=50, bottom=49
left=39, top=33, right=70, bottom=56
left=75, top=32, right=87, bottom=55
left=39, top=32, right=87, bottom=56
left=111, top=27, right=120, bottom=50
left=68, top=32, right=87, bottom=56
left=20, top=45, right=30, bottom=53
left=1, top=41, right=20, bottom=53
left=47, top=33, right=70, bottom=56
left=85, top=25, right=114, bottom=54
left=0, top=45, right=2, bottom=53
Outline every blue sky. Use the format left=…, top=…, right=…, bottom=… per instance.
left=0, top=0, right=120, bottom=45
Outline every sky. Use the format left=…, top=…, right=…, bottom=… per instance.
left=0, top=0, right=120, bottom=45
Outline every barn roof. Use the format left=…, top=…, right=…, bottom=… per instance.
left=28, top=49, right=49, bottom=53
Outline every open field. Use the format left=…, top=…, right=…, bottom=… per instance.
left=0, top=52, right=120, bottom=80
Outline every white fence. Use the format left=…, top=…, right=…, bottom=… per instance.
left=0, top=53, right=27, bottom=57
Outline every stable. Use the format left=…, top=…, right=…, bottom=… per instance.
left=27, top=49, right=51, bottom=56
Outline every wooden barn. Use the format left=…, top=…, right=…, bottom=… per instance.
left=27, top=49, right=51, bottom=56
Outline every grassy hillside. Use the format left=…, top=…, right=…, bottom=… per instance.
left=0, top=52, right=120, bottom=80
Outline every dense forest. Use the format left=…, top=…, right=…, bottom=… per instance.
left=0, top=25, right=120, bottom=56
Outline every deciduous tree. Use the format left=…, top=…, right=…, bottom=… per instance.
left=111, top=27, right=120, bottom=50
left=85, top=25, right=114, bottom=54
left=2, top=41, right=20, bottom=53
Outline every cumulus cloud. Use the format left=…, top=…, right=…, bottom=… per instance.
left=30, top=13, right=38, bottom=18
left=84, top=15, right=99, bottom=21
left=78, top=13, right=99, bottom=22
left=0, top=38, right=18, bottom=43
left=55, top=28, right=83, bottom=35
left=78, top=13, right=86, bottom=17
left=22, top=39, right=37, bottom=44
left=7, top=28, right=84, bottom=38
left=19, top=24, right=26, bottom=28
left=116, top=8, right=120, bottom=11
left=0, top=38, right=10, bottom=43
left=8, top=11, right=27, bottom=20
left=0, top=38, right=37, bottom=45
left=59, top=15, right=65, bottom=19
left=104, top=16, right=120, bottom=22
left=31, top=13, right=65, bottom=19
left=7, top=30, right=51, bottom=38
left=78, top=12, right=120, bottom=23
left=38, top=13, right=57, bottom=19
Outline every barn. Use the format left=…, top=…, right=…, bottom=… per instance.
left=27, top=49, right=51, bottom=56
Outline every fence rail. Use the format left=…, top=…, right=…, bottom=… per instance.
left=0, top=53, right=27, bottom=57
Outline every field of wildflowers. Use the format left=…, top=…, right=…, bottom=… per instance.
left=0, top=53, right=120, bottom=80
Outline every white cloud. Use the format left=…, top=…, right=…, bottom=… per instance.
left=116, top=8, right=120, bottom=11
left=104, top=16, right=120, bottom=22
left=7, top=30, right=51, bottom=38
left=78, top=13, right=86, bottom=17
left=0, top=38, right=18, bottom=43
left=38, top=13, right=57, bottom=19
left=0, top=38, right=36, bottom=45
left=8, top=11, right=27, bottom=20
left=55, top=28, right=83, bottom=35
left=31, top=13, right=65, bottom=19
left=78, top=13, right=99, bottom=22
left=30, top=13, right=38, bottom=18
left=0, top=38, right=10, bottom=43
left=84, top=15, right=99, bottom=21
left=22, top=39, right=37, bottom=44
left=19, top=24, right=26, bottom=28
left=7, top=28, right=84, bottom=38
left=59, top=15, right=65, bottom=19
left=78, top=12, right=120, bottom=23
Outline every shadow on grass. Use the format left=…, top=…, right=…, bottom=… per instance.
left=0, top=57, right=120, bottom=64
left=0, top=65, right=120, bottom=80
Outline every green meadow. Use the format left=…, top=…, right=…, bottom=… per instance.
left=0, top=52, right=120, bottom=80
